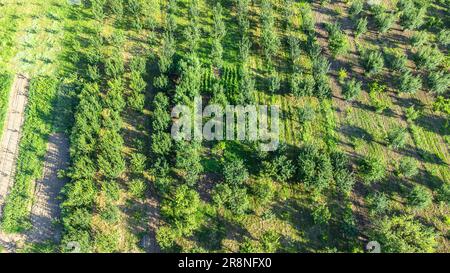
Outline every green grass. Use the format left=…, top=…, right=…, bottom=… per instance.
left=1, top=76, right=59, bottom=233
left=0, top=73, right=13, bottom=137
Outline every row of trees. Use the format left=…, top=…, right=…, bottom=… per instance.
left=60, top=2, right=131, bottom=252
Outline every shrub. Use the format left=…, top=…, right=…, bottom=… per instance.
left=338, top=68, right=348, bottom=84
left=360, top=156, right=386, bottom=184
left=349, top=0, right=364, bottom=18
left=130, top=153, right=146, bottom=174
left=361, top=49, right=384, bottom=76
left=374, top=9, right=396, bottom=33
left=384, top=48, right=408, bottom=72
left=437, top=29, right=450, bottom=47
left=334, top=170, right=355, bottom=194
left=291, top=73, right=315, bottom=97
left=427, top=71, right=450, bottom=95
left=373, top=215, right=436, bottom=253
left=268, top=69, right=281, bottom=93
left=414, top=46, right=443, bottom=70
left=410, top=31, right=429, bottom=48
left=367, top=192, right=390, bottom=216
left=398, top=70, right=422, bottom=94
left=297, top=144, right=333, bottom=192
left=397, top=157, right=419, bottom=178
left=398, top=0, right=427, bottom=30
left=436, top=183, right=450, bottom=205
left=386, top=126, right=408, bottom=149
left=405, top=106, right=420, bottom=121
left=263, top=155, right=295, bottom=182
left=325, top=22, right=348, bottom=56
left=312, top=203, right=331, bottom=226
left=128, top=179, right=147, bottom=199
left=342, top=78, right=362, bottom=101
left=355, top=17, right=368, bottom=37
left=407, top=185, right=433, bottom=209
left=298, top=105, right=316, bottom=123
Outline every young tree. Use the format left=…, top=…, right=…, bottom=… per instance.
left=428, top=71, right=450, bottom=95
left=384, top=48, right=408, bottom=72
left=361, top=49, right=384, bottom=76
left=175, top=141, right=203, bottom=186
left=414, top=46, right=443, bottom=70
left=342, top=78, right=362, bottom=101
left=211, top=3, right=226, bottom=70
left=386, top=126, right=408, bottom=149
left=360, top=156, right=386, bottom=184
left=367, top=192, right=390, bottom=216
left=355, top=17, right=368, bottom=38
left=349, top=0, right=364, bottom=18
left=397, top=157, right=419, bottom=178
left=297, top=144, right=333, bottom=192
left=325, top=22, right=349, bottom=56
left=398, top=0, right=427, bottom=30
left=161, top=184, right=203, bottom=234
left=399, top=70, right=422, bottom=94
left=374, top=7, right=396, bottom=33
left=260, top=0, right=280, bottom=66
left=373, top=215, right=436, bottom=253
left=408, top=185, right=433, bottom=209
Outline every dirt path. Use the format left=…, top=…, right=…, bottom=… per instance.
left=25, top=132, right=69, bottom=245
left=0, top=74, right=29, bottom=252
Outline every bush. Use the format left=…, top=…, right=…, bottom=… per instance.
left=374, top=9, right=396, bottom=33
left=355, top=17, right=368, bottom=37
left=398, top=70, right=422, bottom=94
left=367, top=192, right=390, bottom=216
left=349, top=0, right=364, bottom=18
left=437, top=29, right=450, bottom=47
left=410, top=31, right=429, bottom=48
left=386, top=126, right=408, bottom=149
left=325, top=22, right=348, bottom=56
left=384, top=48, right=407, bottom=72
left=436, top=183, right=450, bottom=205
left=361, top=49, right=384, bottom=76
left=398, top=0, right=427, bottom=30
left=130, top=153, right=146, bottom=173
left=342, top=78, right=362, bottom=101
left=291, top=73, right=315, bottom=97
left=298, top=105, right=316, bottom=123
left=128, top=179, right=147, bottom=199
left=312, top=203, right=331, bottom=226
left=414, top=46, right=443, bottom=70
left=407, top=185, right=433, bottom=209
left=360, top=156, right=386, bottom=184
left=297, top=144, right=333, bottom=192
left=397, top=157, right=419, bottom=178
left=427, top=71, right=450, bottom=95
left=373, top=215, right=436, bottom=253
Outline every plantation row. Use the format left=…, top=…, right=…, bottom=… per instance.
left=1, top=76, right=59, bottom=232
left=0, top=73, right=12, bottom=137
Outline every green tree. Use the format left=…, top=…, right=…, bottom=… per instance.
left=342, top=78, right=362, bottom=101
left=399, top=70, right=422, bottom=94
left=361, top=49, right=384, bottom=76
left=428, top=71, right=450, bottom=95
left=374, top=215, right=436, bottom=253
left=407, top=185, right=433, bottom=209
left=360, top=156, right=386, bottom=184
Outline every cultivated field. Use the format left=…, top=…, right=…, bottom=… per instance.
left=0, top=0, right=448, bottom=253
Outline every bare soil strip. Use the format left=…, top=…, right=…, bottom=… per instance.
left=26, top=132, right=69, bottom=245
left=0, top=74, right=29, bottom=252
